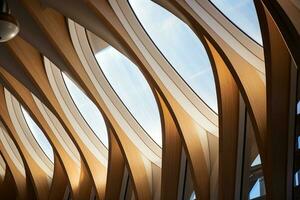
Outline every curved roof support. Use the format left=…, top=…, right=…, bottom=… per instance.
left=0, top=149, right=30, bottom=200
left=255, top=1, right=298, bottom=199
left=77, top=159, right=93, bottom=199
left=37, top=0, right=214, bottom=199
left=0, top=67, right=87, bottom=199
left=8, top=1, right=155, bottom=199
left=153, top=0, right=266, bottom=158
left=0, top=125, right=33, bottom=200
left=161, top=91, right=211, bottom=199
left=105, top=128, right=125, bottom=200
left=203, top=37, right=240, bottom=199
left=0, top=86, right=50, bottom=200
left=48, top=155, right=68, bottom=200
left=0, top=162, right=17, bottom=199
left=258, top=0, right=300, bottom=67
left=151, top=0, right=266, bottom=197
left=154, top=89, right=182, bottom=199
left=0, top=34, right=106, bottom=199
left=44, top=0, right=219, bottom=134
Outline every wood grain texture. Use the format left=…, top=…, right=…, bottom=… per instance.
left=255, top=1, right=297, bottom=199
left=0, top=85, right=50, bottom=200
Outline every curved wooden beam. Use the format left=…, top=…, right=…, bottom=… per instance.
left=154, top=89, right=181, bottom=200
left=0, top=127, right=35, bottom=200
left=36, top=1, right=215, bottom=199
left=0, top=151, right=18, bottom=199
left=9, top=1, right=153, bottom=199
left=203, top=36, right=240, bottom=200
left=154, top=0, right=266, bottom=163
left=49, top=155, right=68, bottom=200
left=1, top=35, right=105, bottom=199
left=255, top=1, right=297, bottom=199
left=105, top=128, right=125, bottom=200
left=168, top=97, right=211, bottom=199
left=0, top=85, right=50, bottom=200
left=258, top=0, right=300, bottom=67
left=0, top=43, right=48, bottom=106
left=0, top=163, right=17, bottom=199
left=0, top=63, right=88, bottom=200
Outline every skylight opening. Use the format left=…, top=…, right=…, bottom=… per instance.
left=210, top=0, right=262, bottom=45
left=249, top=177, right=265, bottom=199
left=129, top=0, right=218, bottom=113
left=190, top=191, right=196, bottom=200
left=295, top=171, right=299, bottom=187
left=94, top=45, right=162, bottom=146
left=62, top=73, right=109, bottom=148
left=21, top=106, right=54, bottom=163
left=251, top=154, right=261, bottom=167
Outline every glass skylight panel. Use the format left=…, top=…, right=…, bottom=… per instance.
left=129, top=0, right=218, bottom=112
left=21, top=107, right=54, bottom=163
left=210, top=0, right=262, bottom=44
left=249, top=177, right=265, bottom=199
left=251, top=154, right=261, bottom=167
left=62, top=73, right=109, bottom=148
left=94, top=46, right=162, bottom=146
left=249, top=179, right=261, bottom=199
left=190, top=191, right=196, bottom=200
left=295, top=171, right=299, bottom=187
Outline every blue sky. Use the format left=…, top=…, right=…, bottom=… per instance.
left=95, top=46, right=162, bottom=146
left=19, top=0, right=262, bottom=166
left=129, top=0, right=218, bottom=113
left=62, top=73, right=109, bottom=148
left=211, top=0, right=262, bottom=44
left=18, top=1, right=267, bottom=197
left=21, top=107, right=54, bottom=162
left=64, top=0, right=262, bottom=148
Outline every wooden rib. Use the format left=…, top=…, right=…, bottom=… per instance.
left=78, top=160, right=93, bottom=199
left=11, top=1, right=152, bottom=199
left=105, top=128, right=125, bottom=200
left=241, top=115, right=259, bottom=200
left=154, top=0, right=266, bottom=160
left=0, top=62, right=87, bottom=200
left=0, top=151, right=19, bottom=199
left=0, top=163, right=17, bottom=199
left=150, top=1, right=264, bottom=198
left=49, top=155, right=68, bottom=200
left=0, top=44, right=47, bottom=106
left=1, top=35, right=104, bottom=199
left=203, top=36, right=239, bottom=199
left=0, top=130, right=35, bottom=200
left=84, top=1, right=217, bottom=198
left=255, top=1, right=297, bottom=199
left=169, top=97, right=211, bottom=199
left=0, top=85, right=50, bottom=200
left=259, top=0, right=300, bottom=67
left=154, top=89, right=181, bottom=200
left=37, top=1, right=215, bottom=198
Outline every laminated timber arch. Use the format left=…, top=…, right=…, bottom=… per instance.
left=255, top=0, right=299, bottom=199
left=0, top=0, right=298, bottom=199
left=0, top=161, right=17, bottom=200
left=6, top=0, right=155, bottom=199
left=0, top=66, right=87, bottom=200
left=0, top=33, right=106, bottom=199
left=63, top=3, right=213, bottom=200
left=0, top=129, right=32, bottom=200
left=143, top=1, right=265, bottom=199
left=0, top=86, right=50, bottom=200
